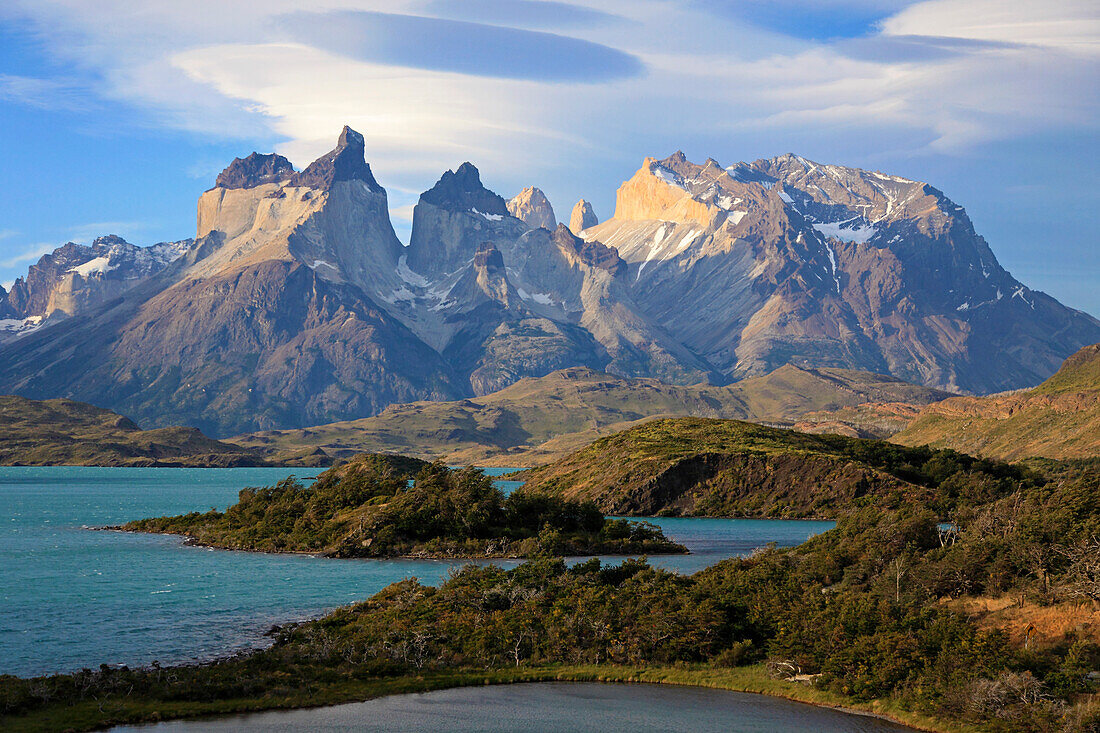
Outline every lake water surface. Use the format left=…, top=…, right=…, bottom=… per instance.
left=1, top=467, right=833, bottom=677
left=112, top=682, right=914, bottom=732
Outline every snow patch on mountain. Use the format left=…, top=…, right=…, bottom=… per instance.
left=650, top=164, right=684, bottom=190
left=471, top=208, right=503, bottom=222
left=0, top=315, right=43, bottom=338
left=396, top=255, right=430, bottom=287
left=69, top=257, right=113, bottom=277
left=517, top=287, right=555, bottom=306
left=812, top=218, right=877, bottom=244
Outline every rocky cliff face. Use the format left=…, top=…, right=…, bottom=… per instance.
left=569, top=199, right=598, bottom=234
left=583, top=152, right=1100, bottom=393
left=0, top=131, right=1095, bottom=433
left=405, top=163, right=525, bottom=279
left=2, top=235, right=191, bottom=335
left=506, top=187, right=557, bottom=230
left=0, top=128, right=461, bottom=435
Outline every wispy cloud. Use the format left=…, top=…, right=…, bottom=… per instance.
left=0, top=73, right=93, bottom=111
left=0, top=230, right=18, bottom=241
left=0, top=242, right=55, bottom=268
left=66, top=221, right=148, bottom=242
left=2, top=0, right=1094, bottom=169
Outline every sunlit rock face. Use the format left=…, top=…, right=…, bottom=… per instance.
left=0, top=127, right=463, bottom=435
left=507, top=187, right=557, bottom=231
left=0, top=132, right=1096, bottom=435
left=584, top=152, right=1100, bottom=393
left=569, top=199, right=598, bottom=234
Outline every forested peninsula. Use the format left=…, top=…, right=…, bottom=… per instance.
left=120, top=455, right=686, bottom=559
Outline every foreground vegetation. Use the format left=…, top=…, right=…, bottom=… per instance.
left=122, top=455, right=686, bottom=558
left=3, top=436, right=1098, bottom=732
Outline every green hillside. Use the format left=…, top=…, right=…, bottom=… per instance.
left=893, top=343, right=1100, bottom=461
left=231, top=365, right=952, bottom=465
left=0, top=395, right=294, bottom=467
left=122, top=456, right=685, bottom=559
left=516, top=417, right=1020, bottom=519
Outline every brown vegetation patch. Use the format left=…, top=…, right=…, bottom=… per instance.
left=948, top=596, right=1100, bottom=648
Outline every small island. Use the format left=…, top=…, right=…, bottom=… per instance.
left=121, top=454, right=687, bottom=558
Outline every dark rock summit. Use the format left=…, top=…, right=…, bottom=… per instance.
left=419, top=162, right=508, bottom=215
left=472, top=242, right=506, bottom=271
left=289, top=126, right=380, bottom=190
left=214, top=152, right=295, bottom=189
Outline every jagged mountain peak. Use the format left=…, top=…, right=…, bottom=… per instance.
left=748, top=154, right=933, bottom=226
left=288, top=125, right=380, bottom=191
left=2, top=139, right=1098, bottom=435
left=507, top=186, right=556, bottom=230
left=214, top=152, right=295, bottom=190
left=419, top=162, right=508, bottom=215
left=611, top=151, right=775, bottom=227
left=91, top=234, right=131, bottom=247
left=1, top=235, right=193, bottom=328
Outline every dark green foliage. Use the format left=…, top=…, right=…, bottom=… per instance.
left=7, top=448, right=1100, bottom=732
left=124, top=457, right=685, bottom=558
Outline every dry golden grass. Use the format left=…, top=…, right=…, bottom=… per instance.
left=947, top=595, right=1100, bottom=648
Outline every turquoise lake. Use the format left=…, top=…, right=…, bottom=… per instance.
left=0, top=466, right=834, bottom=678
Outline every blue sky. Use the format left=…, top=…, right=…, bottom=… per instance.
left=0, top=0, right=1097, bottom=316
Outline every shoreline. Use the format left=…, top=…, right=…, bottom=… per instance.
left=97, top=527, right=690, bottom=561
left=2, top=664, right=966, bottom=733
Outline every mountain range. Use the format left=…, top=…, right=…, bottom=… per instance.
left=0, top=126, right=1096, bottom=436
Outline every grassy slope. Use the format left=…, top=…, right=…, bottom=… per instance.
left=892, top=343, right=1100, bottom=461
left=517, top=417, right=935, bottom=518
left=230, top=365, right=952, bottom=465
left=0, top=395, right=293, bottom=467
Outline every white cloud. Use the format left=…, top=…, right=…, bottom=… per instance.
left=1, top=0, right=1095, bottom=180
left=389, top=203, right=417, bottom=224
left=67, top=221, right=148, bottom=243
left=881, top=0, right=1100, bottom=54
left=1, top=280, right=13, bottom=291
left=170, top=42, right=595, bottom=184
left=0, top=242, right=55, bottom=268
left=0, top=73, right=92, bottom=110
